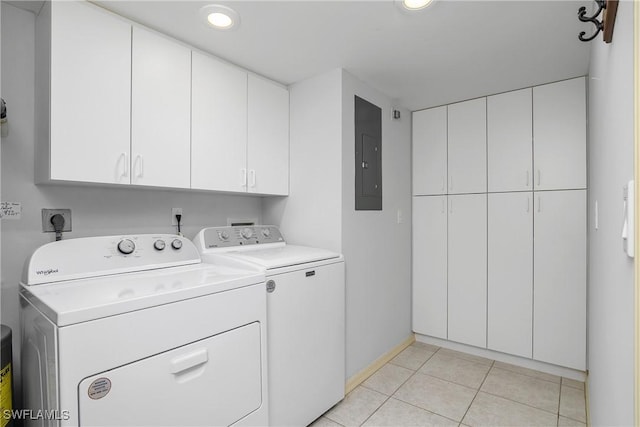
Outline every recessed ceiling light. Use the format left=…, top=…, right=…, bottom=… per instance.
left=199, top=5, right=240, bottom=30
left=399, top=0, right=434, bottom=11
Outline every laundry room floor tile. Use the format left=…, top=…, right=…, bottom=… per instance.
left=418, top=351, right=491, bottom=389
left=318, top=346, right=588, bottom=427
left=481, top=367, right=561, bottom=413
left=324, top=386, right=386, bottom=427
left=393, top=372, right=477, bottom=421
left=493, top=360, right=561, bottom=384
left=361, top=398, right=458, bottom=427
left=559, top=385, right=587, bottom=423
left=462, top=392, right=558, bottom=427
left=362, top=363, right=413, bottom=396
left=389, top=343, right=436, bottom=371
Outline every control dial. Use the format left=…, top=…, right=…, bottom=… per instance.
left=261, top=228, right=271, bottom=238
left=241, top=227, right=254, bottom=239
left=153, top=240, right=166, bottom=251
left=171, top=239, right=183, bottom=250
left=218, top=231, right=230, bottom=241
left=117, top=239, right=135, bottom=255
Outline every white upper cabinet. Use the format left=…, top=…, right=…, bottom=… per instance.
left=487, top=89, right=533, bottom=192
left=533, top=78, right=586, bottom=191
left=38, top=1, right=132, bottom=184
left=487, top=192, right=533, bottom=358
left=448, top=193, right=487, bottom=348
left=533, top=190, right=586, bottom=370
left=412, top=107, right=447, bottom=195
left=191, top=52, right=248, bottom=192
left=448, top=98, right=487, bottom=194
left=247, top=75, right=290, bottom=196
left=131, top=27, right=191, bottom=189
left=412, top=196, right=448, bottom=339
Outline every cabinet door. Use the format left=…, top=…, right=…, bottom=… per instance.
left=487, top=89, right=533, bottom=192
left=448, top=98, right=487, bottom=194
left=413, top=107, right=447, bottom=195
left=533, top=78, right=586, bottom=191
left=448, top=194, right=487, bottom=347
left=191, top=52, right=248, bottom=192
left=487, top=192, right=533, bottom=358
left=49, top=1, right=131, bottom=184
left=247, top=75, right=289, bottom=195
left=533, top=190, right=586, bottom=370
left=131, top=27, right=191, bottom=188
left=412, top=196, right=448, bottom=338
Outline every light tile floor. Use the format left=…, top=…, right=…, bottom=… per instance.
left=312, top=342, right=587, bottom=427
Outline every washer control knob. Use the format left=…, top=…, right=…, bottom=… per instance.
left=218, top=231, right=230, bottom=241
left=153, top=240, right=166, bottom=251
left=171, top=239, right=183, bottom=250
left=261, top=228, right=271, bottom=238
left=117, top=239, right=135, bottom=255
left=241, top=227, right=254, bottom=239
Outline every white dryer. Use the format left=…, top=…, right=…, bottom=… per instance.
left=193, top=226, right=345, bottom=427
left=20, top=234, right=268, bottom=427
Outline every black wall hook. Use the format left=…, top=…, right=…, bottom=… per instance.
left=578, top=0, right=606, bottom=42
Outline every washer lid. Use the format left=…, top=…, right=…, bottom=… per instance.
left=20, top=263, right=264, bottom=327
left=218, top=245, right=341, bottom=270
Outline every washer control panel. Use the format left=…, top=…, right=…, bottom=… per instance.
left=201, top=226, right=284, bottom=249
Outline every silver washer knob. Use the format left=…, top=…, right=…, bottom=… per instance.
left=154, top=240, right=166, bottom=251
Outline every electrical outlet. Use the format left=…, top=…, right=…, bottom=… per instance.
left=172, top=208, right=183, bottom=226
left=42, top=209, right=72, bottom=232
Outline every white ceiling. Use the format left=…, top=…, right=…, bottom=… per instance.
left=21, top=0, right=593, bottom=110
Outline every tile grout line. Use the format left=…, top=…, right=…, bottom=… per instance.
left=458, top=359, right=496, bottom=424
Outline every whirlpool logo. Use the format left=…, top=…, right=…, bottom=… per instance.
left=35, top=268, right=59, bottom=276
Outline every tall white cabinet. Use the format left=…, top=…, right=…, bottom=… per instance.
left=412, top=107, right=447, bottom=196
left=412, top=196, right=447, bottom=339
left=533, top=190, right=587, bottom=370
left=447, top=194, right=487, bottom=347
left=487, top=192, right=533, bottom=358
left=412, top=77, right=587, bottom=371
left=447, top=98, right=487, bottom=194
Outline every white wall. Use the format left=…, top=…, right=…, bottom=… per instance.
left=587, top=1, right=635, bottom=425
left=340, top=70, right=412, bottom=378
left=265, top=68, right=413, bottom=380
left=0, top=3, right=263, bottom=401
left=262, top=69, right=343, bottom=252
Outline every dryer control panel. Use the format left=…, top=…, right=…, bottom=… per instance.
left=198, top=226, right=284, bottom=250
left=23, top=234, right=200, bottom=285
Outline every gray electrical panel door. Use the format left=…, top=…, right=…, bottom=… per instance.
left=355, top=96, right=382, bottom=210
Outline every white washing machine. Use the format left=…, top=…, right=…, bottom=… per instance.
left=193, top=226, right=345, bottom=427
left=20, top=234, right=268, bottom=427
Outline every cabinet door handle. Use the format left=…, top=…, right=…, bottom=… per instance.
left=449, top=176, right=453, bottom=191
left=120, top=152, right=129, bottom=178
left=537, top=196, right=542, bottom=213
left=441, top=176, right=445, bottom=191
left=449, top=199, right=453, bottom=214
left=135, top=155, right=144, bottom=178
left=241, top=168, right=247, bottom=187
left=526, top=170, right=530, bottom=187
left=250, top=170, right=256, bottom=188
left=537, top=170, right=541, bottom=187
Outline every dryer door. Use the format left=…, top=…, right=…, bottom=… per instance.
left=78, top=322, right=263, bottom=426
